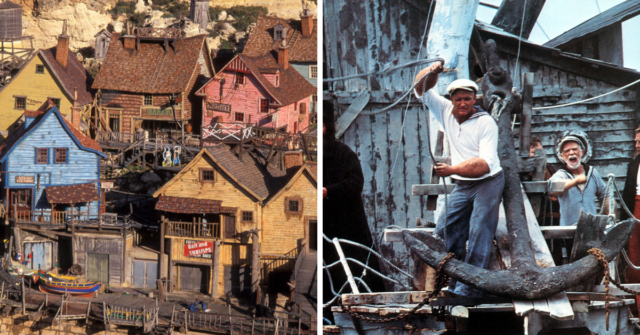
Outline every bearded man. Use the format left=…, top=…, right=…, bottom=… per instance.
left=549, top=134, right=608, bottom=226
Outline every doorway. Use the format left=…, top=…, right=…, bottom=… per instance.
left=9, top=189, right=32, bottom=217
left=87, top=253, right=109, bottom=284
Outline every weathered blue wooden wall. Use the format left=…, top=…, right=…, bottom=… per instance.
left=4, top=110, right=101, bottom=216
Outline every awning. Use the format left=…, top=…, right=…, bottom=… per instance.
left=155, top=196, right=237, bottom=214
left=46, top=183, right=99, bottom=204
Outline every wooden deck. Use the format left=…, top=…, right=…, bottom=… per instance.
left=295, top=251, right=317, bottom=318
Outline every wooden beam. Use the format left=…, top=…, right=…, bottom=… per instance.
left=569, top=211, right=608, bottom=292
left=412, top=181, right=564, bottom=196
left=490, top=0, right=546, bottom=40
left=519, top=73, right=534, bottom=154
left=212, top=240, right=220, bottom=299
left=427, top=131, right=445, bottom=210
left=334, top=90, right=370, bottom=139
left=385, top=225, right=577, bottom=242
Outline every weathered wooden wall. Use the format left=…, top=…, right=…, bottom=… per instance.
left=495, top=54, right=638, bottom=190
left=324, top=0, right=436, bottom=289
left=74, top=233, right=133, bottom=285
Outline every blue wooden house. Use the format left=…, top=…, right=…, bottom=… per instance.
left=0, top=99, right=106, bottom=223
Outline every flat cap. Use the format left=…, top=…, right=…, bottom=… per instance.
left=447, top=79, right=479, bottom=95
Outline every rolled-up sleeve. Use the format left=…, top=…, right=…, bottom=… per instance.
left=421, top=89, right=449, bottom=125
left=477, top=119, right=500, bottom=172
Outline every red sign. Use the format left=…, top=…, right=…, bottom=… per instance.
left=184, top=241, right=213, bottom=257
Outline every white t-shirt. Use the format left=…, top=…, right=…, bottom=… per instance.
left=421, top=89, right=502, bottom=181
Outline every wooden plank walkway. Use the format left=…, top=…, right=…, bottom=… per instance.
left=296, top=251, right=317, bottom=317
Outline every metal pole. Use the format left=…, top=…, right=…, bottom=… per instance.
left=332, top=238, right=359, bottom=293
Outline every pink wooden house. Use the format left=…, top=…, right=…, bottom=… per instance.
left=195, top=44, right=316, bottom=144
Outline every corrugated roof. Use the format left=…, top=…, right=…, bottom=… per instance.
left=243, top=14, right=317, bottom=63
left=92, top=34, right=207, bottom=94
left=544, top=0, right=640, bottom=48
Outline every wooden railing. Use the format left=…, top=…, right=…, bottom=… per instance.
left=105, top=302, right=159, bottom=333
left=174, top=309, right=316, bottom=335
left=166, top=220, right=221, bottom=239
left=261, top=247, right=299, bottom=284
left=96, top=130, right=144, bottom=144
left=202, top=123, right=256, bottom=142
left=14, top=210, right=89, bottom=225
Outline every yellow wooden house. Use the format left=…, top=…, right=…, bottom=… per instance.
left=153, top=145, right=316, bottom=297
left=0, top=27, right=92, bottom=136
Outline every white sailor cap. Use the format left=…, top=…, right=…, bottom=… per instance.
left=446, top=79, right=479, bottom=95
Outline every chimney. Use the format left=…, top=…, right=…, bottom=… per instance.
left=277, top=39, right=289, bottom=70
left=300, top=5, right=313, bottom=38
left=284, top=150, right=304, bottom=170
left=56, top=20, right=69, bottom=68
left=71, top=106, right=82, bottom=130
left=123, top=22, right=136, bottom=50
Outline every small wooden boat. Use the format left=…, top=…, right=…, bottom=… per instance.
left=33, top=271, right=100, bottom=297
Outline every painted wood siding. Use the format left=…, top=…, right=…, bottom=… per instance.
left=0, top=54, right=73, bottom=133
left=202, top=71, right=310, bottom=132
left=261, top=172, right=316, bottom=255
left=5, top=113, right=101, bottom=216
left=324, top=0, right=435, bottom=289
left=157, top=154, right=262, bottom=234
left=74, top=234, right=130, bottom=285
left=291, top=62, right=317, bottom=87
left=170, top=237, right=250, bottom=296
left=505, top=58, right=637, bottom=191
left=102, top=91, right=187, bottom=134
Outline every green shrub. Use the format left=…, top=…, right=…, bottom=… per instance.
left=208, top=6, right=225, bottom=22
left=165, top=1, right=189, bottom=18
left=220, top=39, right=233, bottom=50
left=110, top=1, right=135, bottom=17
left=153, top=0, right=173, bottom=6
left=130, top=12, right=147, bottom=26
left=209, top=5, right=268, bottom=32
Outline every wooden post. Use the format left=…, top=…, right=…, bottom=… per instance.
left=160, top=216, right=165, bottom=298
left=251, top=231, right=260, bottom=304
left=297, top=308, right=302, bottom=335
left=184, top=309, right=188, bottom=333
left=228, top=304, right=234, bottom=335
left=122, top=226, right=127, bottom=285
left=168, top=238, right=173, bottom=293
left=251, top=315, right=255, bottom=335
left=192, top=217, right=196, bottom=237
left=21, top=277, right=25, bottom=314
left=211, top=240, right=221, bottom=299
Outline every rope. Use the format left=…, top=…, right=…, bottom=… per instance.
left=621, top=249, right=640, bottom=271
left=322, top=58, right=443, bottom=83
left=588, top=248, right=611, bottom=331
left=532, top=78, right=640, bottom=111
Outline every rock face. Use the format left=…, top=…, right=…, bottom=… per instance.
left=22, top=2, right=112, bottom=52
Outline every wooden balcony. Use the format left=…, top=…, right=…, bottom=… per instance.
left=14, top=210, right=89, bottom=226
left=12, top=211, right=137, bottom=231
left=201, top=122, right=256, bottom=143
left=165, top=220, right=221, bottom=239
left=96, top=130, right=145, bottom=145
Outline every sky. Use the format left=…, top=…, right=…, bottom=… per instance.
left=475, top=0, right=640, bottom=71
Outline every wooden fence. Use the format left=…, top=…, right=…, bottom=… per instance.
left=174, top=309, right=316, bottom=335
left=14, top=210, right=89, bottom=225
left=166, top=220, right=221, bottom=239
left=95, top=130, right=144, bottom=144
left=104, top=302, right=159, bottom=333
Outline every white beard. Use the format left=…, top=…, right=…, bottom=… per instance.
left=567, top=160, right=581, bottom=170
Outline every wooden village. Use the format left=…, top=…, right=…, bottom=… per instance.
left=0, top=0, right=318, bottom=334
left=323, top=0, right=640, bottom=334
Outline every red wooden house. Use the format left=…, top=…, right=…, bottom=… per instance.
left=195, top=46, right=315, bottom=144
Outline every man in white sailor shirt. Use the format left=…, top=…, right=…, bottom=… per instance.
left=413, top=62, right=504, bottom=297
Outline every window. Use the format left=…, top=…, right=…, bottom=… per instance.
left=36, top=148, right=48, bottom=164
left=15, top=96, right=26, bottom=110
left=259, top=98, right=269, bottom=113
left=309, top=65, right=317, bottom=79
left=49, top=98, right=61, bottom=109
left=300, top=102, right=307, bottom=115
left=241, top=211, right=253, bottom=223
left=235, top=72, right=245, bottom=86
left=294, top=102, right=297, bottom=111
left=36, top=65, right=45, bottom=74
left=285, top=197, right=303, bottom=214
left=200, top=168, right=215, bottom=182
left=275, top=75, right=279, bottom=87
left=54, top=148, right=67, bottom=163
left=274, top=25, right=285, bottom=40
left=235, top=112, right=244, bottom=122
left=144, top=95, right=153, bottom=106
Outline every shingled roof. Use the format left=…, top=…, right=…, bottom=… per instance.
left=46, top=183, right=99, bottom=204
left=205, top=145, right=290, bottom=200
left=40, top=47, right=94, bottom=106
left=92, top=34, right=208, bottom=94
left=243, top=15, right=317, bottom=63
left=155, top=196, right=237, bottom=214
left=0, top=100, right=105, bottom=162
left=201, top=53, right=315, bottom=107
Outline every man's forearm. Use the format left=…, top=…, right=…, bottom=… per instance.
left=450, top=157, right=490, bottom=178
left=414, top=69, right=439, bottom=97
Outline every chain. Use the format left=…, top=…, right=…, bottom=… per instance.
left=588, top=248, right=610, bottom=331
left=338, top=253, right=456, bottom=324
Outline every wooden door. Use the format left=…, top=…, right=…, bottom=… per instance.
left=224, top=265, right=251, bottom=296
left=224, top=215, right=235, bottom=239
left=179, top=265, right=207, bottom=293
left=9, top=189, right=32, bottom=217
left=133, top=260, right=158, bottom=288
left=87, top=253, right=109, bottom=284
left=308, top=220, right=317, bottom=251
